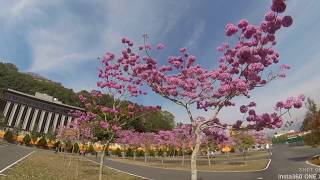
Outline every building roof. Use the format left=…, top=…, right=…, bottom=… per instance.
left=6, top=89, right=84, bottom=111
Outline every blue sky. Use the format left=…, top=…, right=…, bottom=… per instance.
left=1, top=0, right=320, bottom=129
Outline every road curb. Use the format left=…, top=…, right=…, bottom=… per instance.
left=0, top=150, right=35, bottom=174
left=108, top=158, right=272, bottom=173
left=85, top=158, right=153, bottom=180
left=306, top=154, right=320, bottom=167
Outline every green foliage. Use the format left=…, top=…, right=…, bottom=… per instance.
left=65, top=141, right=73, bottom=152
left=301, top=98, right=318, bottom=131
left=0, top=62, right=176, bottom=133
left=136, top=150, right=144, bottom=157
left=234, top=132, right=254, bottom=150
left=113, top=148, right=122, bottom=157
left=4, top=130, right=14, bottom=143
left=272, top=134, right=288, bottom=144
left=148, top=149, right=156, bottom=157
left=0, top=114, right=7, bottom=129
left=304, top=133, right=320, bottom=146
left=300, top=97, right=320, bottom=146
left=30, top=125, right=40, bottom=143
left=0, top=62, right=82, bottom=107
left=23, top=134, right=31, bottom=145
left=126, top=110, right=175, bottom=132
left=87, top=144, right=94, bottom=153
left=73, top=143, right=79, bottom=153
left=37, top=136, right=47, bottom=147
left=125, top=148, right=134, bottom=157
left=45, top=128, right=56, bottom=142
left=157, top=149, right=164, bottom=157
left=54, top=141, right=61, bottom=148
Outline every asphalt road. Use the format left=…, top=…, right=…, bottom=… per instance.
left=0, top=143, right=34, bottom=173
left=88, top=145, right=320, bottom=180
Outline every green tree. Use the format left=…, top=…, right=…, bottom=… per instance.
left=0, top=114, right=7, bottom=129
left=301, top=98, right=318, bottom=131
left=46, top=128, right=56, bottom=142
left=23, top=134, right=31, bottom=145
left=4, top=130, right=14, bottom=143
left=30, top=125, right=40, bottom=144
left=300, top=98, right=320, bottom=146
left=233, top=131, right=255, bottom=162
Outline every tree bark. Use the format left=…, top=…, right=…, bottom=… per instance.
left=181, top=150, right=185, bottom=166
left=69, top=143, right=75, bottom=167
left=144, top=151, right=148, bottom=163
left=191, top=124, right=201, bottom=180
left=133, top=150, right=136, bottom=161
left=207, top=146, right=211, bottom=166
left=99, top=145, right=107, bottom=180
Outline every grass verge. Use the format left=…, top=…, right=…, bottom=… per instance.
left=0, top=150, right=141, bottom=180
left=111, top=157, right=270, bottom=172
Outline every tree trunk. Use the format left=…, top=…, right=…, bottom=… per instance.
left=69, top=143, right=75, bottom=167
left=133, top=151, right=136, bottom=161
left=181, top=150, right=185, bottom=166
left=191, top=125, right=201, bottom=180
left=207, top=147, right=211, bottom=166
left=243, top=148, right=247, bottom=165
left=99, top=145, right=107, bottom=180
left=144, top=151, right=148, bottom=163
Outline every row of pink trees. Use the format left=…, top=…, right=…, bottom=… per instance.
left=57, top=0, right=305, bottom=179
left=97, top=0, right=304, bottom=179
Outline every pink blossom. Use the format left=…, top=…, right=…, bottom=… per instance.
left=281, top=16, right=293, bottom=27
left=265, top=11, right=276, bottom=21
left=100, top=121, right=109, bottom=129
left=271, top=0, right=286, bottom=13
left=156, top=43, right=165, bottom=50
left=237, top=19, right=249, bottom=29
left=225, top=23, right=238, bottom=36
left=179, top=47, right=187, bottom=53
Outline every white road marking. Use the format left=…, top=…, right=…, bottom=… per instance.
left=85, top=158, right=153, bottom=180
left=0, top=151, right=35, bottom=173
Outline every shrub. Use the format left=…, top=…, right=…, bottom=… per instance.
left=4, top=130, right=14, bottom=143
left=73, top=143, right=79, bottom=153
left=37, top=136, right=47, bottom=147
left=87, top=144, right=94, bottom=153
left=137, top=150, right=144, bottom=157
left=113, top=148, right=121, bottom=157
left=126, top=148, right=134, bottom=157
left=65, top=141, right=73, bottom=152
left=54, top=141, right=61, bottom=148
left=23, top=134, right=31, bottom=145
left=149, top=149, right=155, bottom=157
left=157, top=149, right=164, bottom=156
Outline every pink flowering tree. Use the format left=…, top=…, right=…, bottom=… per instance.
left=202, top=124, right=229, bottom=165
left=155, top=130, right=176, bottom=156
left=139, top=132, right=156, bottom=163
left=78, top=92, right=159, bottom=179
left=115, top=129, right=141, bottom=160
left=101, top=0, right=304, bottom=179
left=172, top=124, right=195, bottom=166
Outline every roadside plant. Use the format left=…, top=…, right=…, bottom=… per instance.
left=23, top=134, right=31, bottom=145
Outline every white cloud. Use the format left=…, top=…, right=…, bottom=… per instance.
left=185, top=21, right=205, bottom=48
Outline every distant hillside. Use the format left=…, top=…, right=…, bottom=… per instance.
left=0, top=62, right=82, bottom=107
left=0, top=62, right=175, bottom=132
